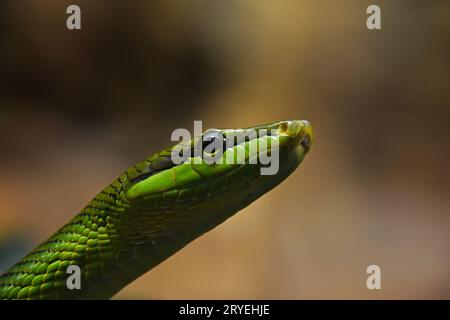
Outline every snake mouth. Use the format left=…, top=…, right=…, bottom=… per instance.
left=297, top=121, right=313, bottom=153
left=276, top=120, right=313, bottom=153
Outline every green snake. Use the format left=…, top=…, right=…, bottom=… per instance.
left=0, top=120, right=313, bottom=299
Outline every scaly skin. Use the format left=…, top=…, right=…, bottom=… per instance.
left=0, top=120, right=313, bottom=299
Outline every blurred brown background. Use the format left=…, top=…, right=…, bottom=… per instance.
left=0, top=1, right=449, bottom=299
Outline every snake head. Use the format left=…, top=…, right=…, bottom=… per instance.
left=109, top=120, right=313, bottom=267
left=125, top=120, right=313, bottom=203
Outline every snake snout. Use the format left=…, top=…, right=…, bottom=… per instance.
left=298, top=121, right=313, bottom=152
left=278, top=120, right=313, bottom=152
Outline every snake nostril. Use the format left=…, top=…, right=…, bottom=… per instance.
left=300, top=136, right=311, bottom=151
left=278, top=122, right=289, bottom=133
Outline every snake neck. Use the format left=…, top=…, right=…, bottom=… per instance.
left=0, top=178, right=149, bottom=299
left=0, top=175, right=238, bottom=299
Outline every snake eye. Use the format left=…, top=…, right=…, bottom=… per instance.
left=199, top=130, right=226, bottom=155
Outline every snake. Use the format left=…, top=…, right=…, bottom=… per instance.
left=0, top=120, right=313, bottom=299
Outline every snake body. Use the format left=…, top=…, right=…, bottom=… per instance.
left=0, top=120, right=313, bottom=299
